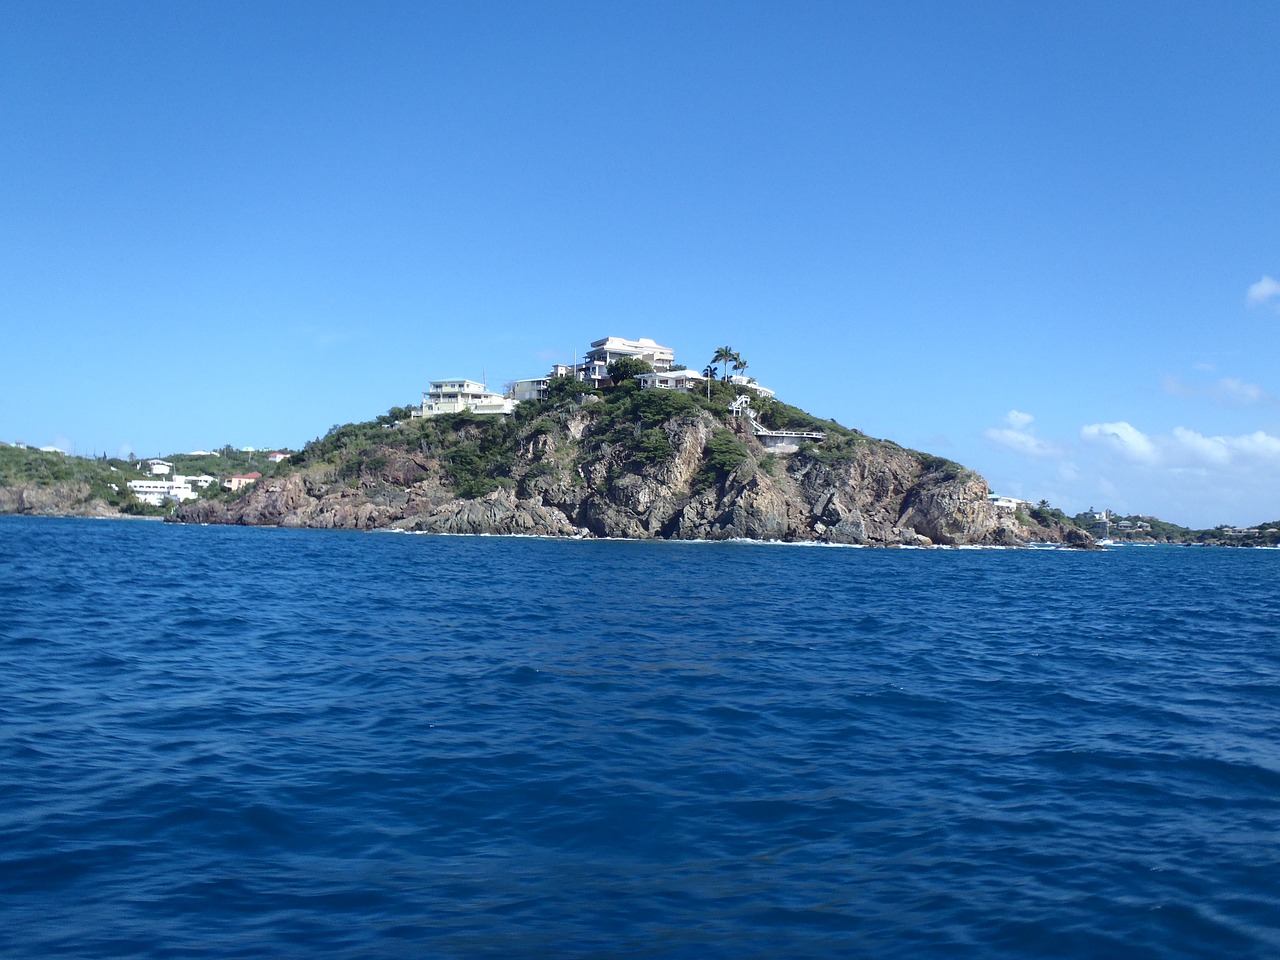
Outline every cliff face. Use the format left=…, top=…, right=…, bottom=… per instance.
left=177, top=403, right=1053, bottom=546
left=0, top=482, right=121, bottom=518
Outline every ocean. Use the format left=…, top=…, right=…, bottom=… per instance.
left=1, top=515, right=1277, bottom=958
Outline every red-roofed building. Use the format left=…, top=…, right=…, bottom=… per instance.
left=224, top=472, right=262, bottom=492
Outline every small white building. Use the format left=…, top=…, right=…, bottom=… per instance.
left=128, top=476, right=198, bottom=506
left=267, top=451, right=290, bottom=463
left=636, top=369, right=706, bottom=392
left=416, top=380, right=516, bottom=418
left=988, top=495, right=1032, bottom=513
left=728, top=375, right=776, bottom=398
left=143, top=459, right=173, bottom=476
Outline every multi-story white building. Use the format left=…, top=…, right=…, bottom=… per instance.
left=580, top=336, right=674, bottom=386
left=128, top=476, right=198, bottom=506
left=511, top=337, right=678, bottom=400
left=416, top=380, right=517, bottom=418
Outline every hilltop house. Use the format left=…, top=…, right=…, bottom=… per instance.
left=413, top=380, right=516, bottom=418
left=510, top=336, right=678, bottom=400
left=636, top=369, right=706, bottom=392
left=727, top=374, right=776, bottom=398
left=580, top=336, right=674, bottom=385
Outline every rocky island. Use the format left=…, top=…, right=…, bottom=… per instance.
left=172, top=374, right=1084, bottom=547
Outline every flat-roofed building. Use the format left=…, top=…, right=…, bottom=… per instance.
left=417, top=380, right=516, bottom=418
left=636, top=369, right=706, bottom=392
left=585, top=336, right=674, bottom=374
left=128, top=476, right=198, bottom=505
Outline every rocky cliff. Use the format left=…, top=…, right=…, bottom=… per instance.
left=175, top=393, right=1078, bottom=546
left=0, top=481, right=121, bottom=518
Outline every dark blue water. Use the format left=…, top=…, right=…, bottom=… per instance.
left=1, top=516, right=1277, bottom=958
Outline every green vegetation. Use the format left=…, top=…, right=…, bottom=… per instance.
left=912, top=452, right=971, bottom=482
left=605, top=357, right=653, bottom=383
left=694, top=428, right=751, bottom=492
left=1028, top=501, right=1079, bottom=529
left=710, top=345, right=739, bottom=382
left=0, top=442, right=295, bottom=515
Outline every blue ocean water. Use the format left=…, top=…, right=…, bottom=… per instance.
left=1, top=516, right=1277, bottom=959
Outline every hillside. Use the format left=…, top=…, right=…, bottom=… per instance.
left=0, top=444, right=288, bottom=518
left=173, top=379, right=1079, bottom=547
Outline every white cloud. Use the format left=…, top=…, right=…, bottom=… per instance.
left=1247, top=275, right=1280, bottom=308
left=1163, top=373, right=1273, bottom=405
left=1170, top=427, right=1231, bottom=465
left=1216, top=377, right=1270, bottom=404
left=984, top=427, right=1060, bottom=457
left=1080, top=421, right=1161, bottom=464
left=1208, top=429, right=1280, bottom=461
left=984, top=410, right=1061, bottom=457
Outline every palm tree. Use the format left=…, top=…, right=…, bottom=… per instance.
left=701, top=364, right=718, bottom=399
left=711, top=345, right=736, bottom=381
left=731, top=355, right=748, bottom=381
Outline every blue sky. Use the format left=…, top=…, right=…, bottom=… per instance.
left=2, top=1, right=1277, bottom=527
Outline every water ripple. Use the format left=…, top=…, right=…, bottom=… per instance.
left=1, top=518, right=1278, bottom=958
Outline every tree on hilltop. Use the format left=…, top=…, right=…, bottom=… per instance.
left=701, top=364, right=717, bottom=399
left=712, top=346, right=737, bottom=381
left=606, top=357, right=653, bottom=385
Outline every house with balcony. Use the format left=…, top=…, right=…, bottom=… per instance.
left=636, top=369, right=706, bottom=392
left=128, top=476, right=198, bottom=506
left=586, top=337, right=675, bottom=378
left=414, top=380, right=517, bottom=418
left=510, top=336, right=678, bottom=399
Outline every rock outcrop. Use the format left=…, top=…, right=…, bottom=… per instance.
left=176, top=403, right=1068, bottom=547
left=0, top=482, right=120, bottom=518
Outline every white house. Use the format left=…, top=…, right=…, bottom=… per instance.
left=511, top=337, right=678, bottom=399
left=577, top=336, right=676, bottom=386
left=635, top=369, right=706, bottom=392
left=510, top=376, right=554, bottom=403
left=416, top=380, right=516, bottom=418
left=143, top=459, right=173, bottom=476
left=586, top=336, right=674, bottom=371
left=128, top=476, right=198, bottom=506
left=988, top=495, right=1032, bottom=513
left=728, top=375, right=776, bottom=398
